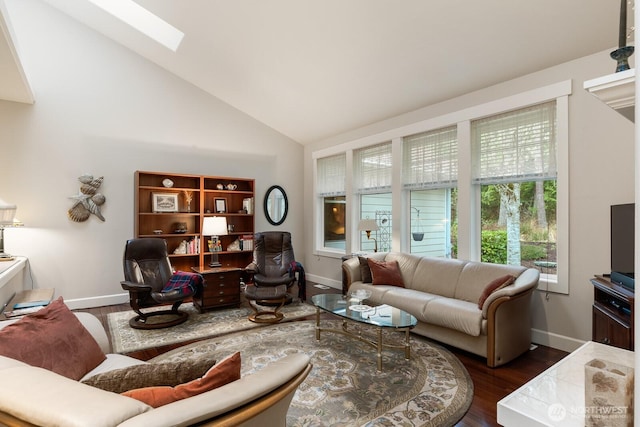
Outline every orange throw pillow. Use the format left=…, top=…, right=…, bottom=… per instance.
left=367, top=258, right=404, bottom=287
left=122, top=352, right=241, bottom=408
left=477, top=275, right=516, bottom=309
left=0, top=297, right=106, bottom=380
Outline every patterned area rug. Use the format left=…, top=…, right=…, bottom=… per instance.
left=107, top=301, right=317, bottom=353
left=152, top=320, right=473, bottom=426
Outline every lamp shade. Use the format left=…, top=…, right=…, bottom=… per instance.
left=0, top=198, right=17, bottom=225
left=202, top=216, right=228, bottom=236
left=358, top=218, right=379, bottom=232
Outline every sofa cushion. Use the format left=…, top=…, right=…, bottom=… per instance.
left=408, top=256, right=467, bottom=297
left=477, top=274, right=516, bottom=308
left=454, top=262, right=525, bottom=303
left=82, top=357, right=217, bottom=393
left=422, top=298, right=483, bottom=336
left=358, top=256, right=373, bottom=283
left=0, top=297, right=106, bottom=380
left=122, top=352, right=241, bottom=408
left=368, top=258, right=404, bottom=287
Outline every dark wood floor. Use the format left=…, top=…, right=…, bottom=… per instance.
left=79, top=285, right=568, bottom=427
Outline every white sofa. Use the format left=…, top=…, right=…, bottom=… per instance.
left=343, top=252, right=539, bottom=367
left=0, top=312, right=311, bottom=427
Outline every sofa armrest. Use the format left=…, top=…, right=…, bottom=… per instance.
left=480, top=268, right=539, bottom=318
left=342, top=257, right=361, bottom=290
left=0, top=362, right=150, bottom=427
left=484, top=268, right=538, bottom=367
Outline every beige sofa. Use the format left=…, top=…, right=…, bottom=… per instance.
left=0, top=312, right=311, bottom=427
left=343, top=252, right=539, bottom=367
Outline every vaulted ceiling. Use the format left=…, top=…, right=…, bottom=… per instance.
left=0, top=0, right=630, bottom=143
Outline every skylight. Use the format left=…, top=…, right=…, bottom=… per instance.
left=87, top=0, right=184, bottom=51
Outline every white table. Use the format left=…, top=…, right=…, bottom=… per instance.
left=497, top=341, right=634, bottom=426
left=0, top=256, right=27, bottom=310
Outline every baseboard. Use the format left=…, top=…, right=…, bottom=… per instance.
left=531, top=328, right=586, bottom=353
left=305, top=273, right=341, bottom=290
left=64, top=293, right=129, bottom=310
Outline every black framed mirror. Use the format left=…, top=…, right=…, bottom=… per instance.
left=264, top=185, right=288, bottom=226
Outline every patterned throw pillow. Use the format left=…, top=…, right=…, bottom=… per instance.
left=367, top=258, right=405, bottom=287
left=122, top=352, right=241, bottom=408
left=0, top=297, right=106, bottom=380
left=82, top=357, right=217, bottom=393
left=358, top=256, right=373, bottom=283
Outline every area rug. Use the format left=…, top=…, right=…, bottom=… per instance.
left=107, top=301, right=317, bottom=353
left=152, top=320, right=474, bottom=427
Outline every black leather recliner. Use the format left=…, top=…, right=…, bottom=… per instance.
left=244, top=231, right=298, bottom=323
left=120, top=238, right=201, bottom=329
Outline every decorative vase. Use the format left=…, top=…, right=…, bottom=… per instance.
left=584, top=358, right=634, bottom=427
left=610, top=46, right=634, bottom=73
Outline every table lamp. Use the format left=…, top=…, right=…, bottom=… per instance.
left=202, top=216, right=228, bottom=267
left=358, top=218, right=379, bottom=253
left=0, top=198, right=18, bottom=259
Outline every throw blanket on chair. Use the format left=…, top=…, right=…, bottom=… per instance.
left=162, top=271, right=203, bottom=296
left=289, top=261, right=306, bottom=301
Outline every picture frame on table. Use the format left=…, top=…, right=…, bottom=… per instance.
left=215, top=198, right=227, bottom=213
left=152, top=192, right=179, bottom=213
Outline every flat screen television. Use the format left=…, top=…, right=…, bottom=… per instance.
left=610, top=203, right=635, bottom=290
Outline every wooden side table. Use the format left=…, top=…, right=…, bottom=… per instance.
left=191, top=266, right=242, bottom=312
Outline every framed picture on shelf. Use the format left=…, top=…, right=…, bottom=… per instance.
left=152, top=193, right=179, bottom=213
left=215, top=198, right=227, bottom=213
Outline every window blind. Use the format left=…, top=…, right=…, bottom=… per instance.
left=317, top=153, right=346, bottom=196
left=471, top=101, right=556, bottom=184
left=402, top=126, right=457, bottom=190
left=354, top=142, right=392, bottom=194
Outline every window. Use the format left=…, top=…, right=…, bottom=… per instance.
left=354, top=143, right=392, bottom=252
left=317, top=154, right=346, bottom=250
left=403, top=127, right=457, bottom=257
left=471, top=101, right=557, bottom=279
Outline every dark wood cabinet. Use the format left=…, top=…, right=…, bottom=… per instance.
left=591, top=275, right=634, bottom=350
left=191, top=267, right=242, bottom=312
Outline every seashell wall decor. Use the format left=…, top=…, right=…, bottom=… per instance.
left=68, top=174, right=106, bottom=222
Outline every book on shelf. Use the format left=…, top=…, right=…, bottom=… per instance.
left=240, top=234, right=254, bottom=251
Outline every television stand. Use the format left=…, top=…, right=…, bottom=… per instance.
left=590, top=275, right=634, bottom=350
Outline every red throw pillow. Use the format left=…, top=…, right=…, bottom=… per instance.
left=0, top=297, right=106, bottom=380
left=122, top=352, right=241, bottom=408
left=367, top=258, right=404, bottom=287
left=477, top=275, right=516, bottom=309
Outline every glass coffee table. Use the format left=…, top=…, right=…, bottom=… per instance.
left=311, top=293, right=417, bottom=371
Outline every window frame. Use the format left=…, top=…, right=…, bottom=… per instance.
left=312, top=80, right=570, bottom=294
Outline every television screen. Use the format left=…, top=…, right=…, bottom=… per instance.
left=611, top=203, right=634, bottom=277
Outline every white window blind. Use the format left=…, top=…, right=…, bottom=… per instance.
left=472, top=101, right=556, bottom=184
left=402, top=126, right=457, bottom=189
left=317, top=154, right=346, bottom=196
left=354, top=142, right=392, bottom=194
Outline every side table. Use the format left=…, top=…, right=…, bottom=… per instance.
left=190, top=266, right=242, bottom=312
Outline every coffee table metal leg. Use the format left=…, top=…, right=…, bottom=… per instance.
left=315, top=306, right=320, bottom=340
left=377, top=327, right=382, bottom=371
left=404, top=328, right=411, bottom=360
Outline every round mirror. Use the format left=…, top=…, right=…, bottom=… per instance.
left=264, top=185, right=288, bottom=226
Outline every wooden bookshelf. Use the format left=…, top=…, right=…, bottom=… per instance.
left=134, top=171, right=255, bottom=273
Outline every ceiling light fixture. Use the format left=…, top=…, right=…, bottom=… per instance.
left=87, top=0, right=184, bottom=51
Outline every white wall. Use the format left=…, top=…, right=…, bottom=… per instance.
left=0, top=0, right=303, bottom=308
left=304, top=50, right=635, bottom=351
